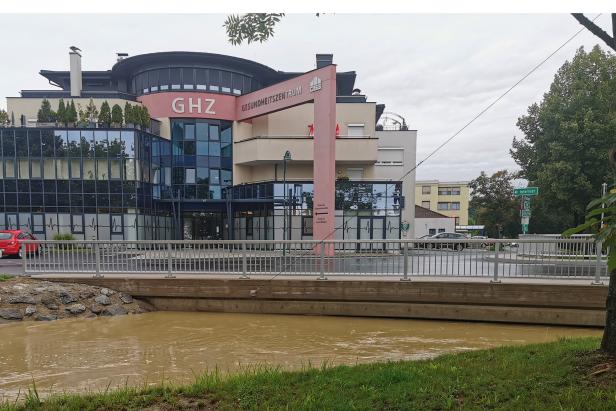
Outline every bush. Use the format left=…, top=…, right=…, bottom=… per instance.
left=53, top=233, right=75, bottom=241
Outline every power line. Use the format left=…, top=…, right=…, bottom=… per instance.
left=266, top=14, right=601, bottom=280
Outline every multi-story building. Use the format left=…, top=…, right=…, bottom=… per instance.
left=0, top=49, right=416, bottom=241
left=415, top=180, right=470, bottom=226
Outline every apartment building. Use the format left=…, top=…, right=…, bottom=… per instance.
left=415, top=180, right=470, bottom=226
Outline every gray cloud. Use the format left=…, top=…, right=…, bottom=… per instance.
left=0, top=13, right=611, bottom=182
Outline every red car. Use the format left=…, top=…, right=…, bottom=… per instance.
left=0, top=230, right=40, bottom=258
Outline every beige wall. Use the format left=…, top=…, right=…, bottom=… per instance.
left=415, top=181, right=470, bottom=226
left=232, top=101, right=378, bottom=185
left=6, top=97, right=141, bottom=126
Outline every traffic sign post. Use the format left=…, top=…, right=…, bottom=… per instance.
left=515, top=188, right=538, bottom=234
left=514, top=187, right=539, bottom=197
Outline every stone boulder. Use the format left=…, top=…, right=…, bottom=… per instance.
left=94, top=295, right=112, bottom=306
left=0, top=308, right=24, bottom=320
left=25, top=305, right=37, bottom=316
left=8, top=295, right=37, bottom=304
left=58, top=291, right=77, bottom=305
left=65, top=304, right=86, bottom=314
left=102, top=305, right=128, bottom=316
left=35, top=314, right=58, bottom=321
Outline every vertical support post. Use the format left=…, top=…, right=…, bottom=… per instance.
left=401, top=241, right=410, bottom=281
left=317, top=241, right=328, bottom=280
left=166, top=242, right=175, bottom=278
left=94, top=242, right=103, bottom=278
left=491, top=242, right=501, bottom=283
left=593, top=240, right=604, bottom=285
left=21, top=243, right=29, bottom=277
left=240, top=242, right=249, bottom=279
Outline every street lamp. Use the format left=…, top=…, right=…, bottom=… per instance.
left=282, top=151, right=292, bottom=255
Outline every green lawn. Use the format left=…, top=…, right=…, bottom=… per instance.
left=0, top=274, right=13, bottom=282
left=2, top=337, right=615, bottom=410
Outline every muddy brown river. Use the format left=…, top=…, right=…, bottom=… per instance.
left=0, top=312, right=601, bottom=400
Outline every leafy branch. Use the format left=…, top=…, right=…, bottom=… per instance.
left=224, top=13, right=285, bottom=45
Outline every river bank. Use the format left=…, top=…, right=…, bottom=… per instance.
left=0, top=275, right=152, bottom=323
left=1, top=338, right=614, bottom=410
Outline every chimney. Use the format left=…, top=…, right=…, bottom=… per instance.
left=69, top=47, right=82, bottom=97
left=316, top=54, right=333, bottom=69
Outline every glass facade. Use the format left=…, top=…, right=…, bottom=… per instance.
left=0, top=128, right=173, bottom=240
left=1, top=127, right=403, bottom=242
left=132, top=68, right=262, bottom=96
left=170, top=119, right=232, bottom=201
left=229, top=181, right=402, bottom=242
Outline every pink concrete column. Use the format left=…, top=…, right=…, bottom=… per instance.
left=312, top=65, right=337, bottom=256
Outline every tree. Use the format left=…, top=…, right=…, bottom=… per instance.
left=66, top=100, right=78, bottom=124
left=124, top=102, right=134, bottom=125
left=572, top=14, right=616, bottom=52
left=224, top=13, right=285, bottom=45
left=37, top=99, right=56, bottom=123
left=469, top=170, right=521, bottom=238
left=77, top=103, right=88, bottom=127
left=56, top=99, right=67, bottom=125
left=99, top=101, right=111, bottom=127
left=138, top=105, right=150, bottom=129
left=565, top=184, right=616, bottom=354
left=84, top=98, right=99, bottom=124
left=0, top=109, right=9, bottom=126
left=511, top=46, right=616, bottom=233
left=111, top=104, right=123, bottom=126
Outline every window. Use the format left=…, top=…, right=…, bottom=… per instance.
left=438, top=228, right=446, bottom=233
left=438, top=187, right=452, bottom=195
left=451, top=202, right=460, bottom=210
left=422, top=185, right=431, bottom=194
left=347, top=168, right=364, bottom=180
left=452, top=186, right=461, bottom=195
left=71, top=214, right=84, bottom=234
left=31, top=213, right=45, bottom=234
left=111, top=214, right=123, bottom=234
left=347, top=124, right=365, bottom=138
left=376, top=148, right=403, bottom=165
left=428, top=228, right=436, bottom=236
left=421, top=201, right=430, bottom=209
left=186, top=168, right=196, bottom=184
left=246, top=216, right=253, bottom=236
left=302, top=216, right=313, bottom=236
left=437, top=202, right=449, bottom=210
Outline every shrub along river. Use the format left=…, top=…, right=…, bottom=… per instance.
left=0, top=311, right=601, bottom=400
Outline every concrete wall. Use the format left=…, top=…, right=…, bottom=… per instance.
left=55, top=277, right=608, bottom=327
left=375, top=130, right=417, bottom=238
left=415, top=217, right=456, bottom=238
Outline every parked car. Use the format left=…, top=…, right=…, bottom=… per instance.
left=419, top=232, right=469, bottom=251
left=0, top=230, right=40, bottom=258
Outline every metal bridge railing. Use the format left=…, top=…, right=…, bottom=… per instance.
left=20, top=238, right=608, bottom=283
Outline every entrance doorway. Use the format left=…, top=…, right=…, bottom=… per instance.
left=183, top=212, right=224, bottom=240
left=357, top=216, right=385, bottom=251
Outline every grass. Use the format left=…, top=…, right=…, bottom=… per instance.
left=0, top=274, right=13, bottom=282
left=1, top=338, right=615, bottom=410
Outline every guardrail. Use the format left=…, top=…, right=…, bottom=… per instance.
left=19, top=238, right=608, bottom=283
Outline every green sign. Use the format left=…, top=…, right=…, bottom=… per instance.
left=522, top=223, right=529, bottom=234
left=521, top=210, right=532, bottom=217
left=514, top=187, right=539, bottom=197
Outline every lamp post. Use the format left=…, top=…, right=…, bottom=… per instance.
left=282, top=150, right=292, bottom=256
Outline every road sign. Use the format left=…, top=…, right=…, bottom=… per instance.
left=520, top=210, right=532, bottom=217
left=514, top=187, right=539, bottom=197
left=522, top=198, right=531, bottom=210
left=522, top=223, right=529, bottom=234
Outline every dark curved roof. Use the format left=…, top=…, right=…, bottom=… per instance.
left=111, top=51, right=281, bottom=83
left=36, top=51, right=358, bottom=96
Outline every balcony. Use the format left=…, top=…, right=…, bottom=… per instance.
left=233, top=135, right=378, bottom=165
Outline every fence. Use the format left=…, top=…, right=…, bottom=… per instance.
left=20, top=238, right=608, bottom=283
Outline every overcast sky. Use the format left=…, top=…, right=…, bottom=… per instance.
left=0, top=14, right=612, bottom=182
